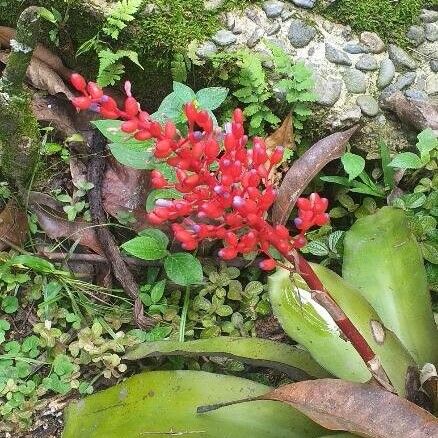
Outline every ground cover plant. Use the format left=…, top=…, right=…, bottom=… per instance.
left=0, top=2, right=437, bottom=437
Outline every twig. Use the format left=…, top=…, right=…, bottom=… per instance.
left=87, top=130, right=154, bottom=329
left=289, top=251, right=394, bottom=392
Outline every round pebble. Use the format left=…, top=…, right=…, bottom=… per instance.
left=262, top=1, right=284, bottom=18
left=359, top=31, right=385, bottom=54
left=356, top=95, right=379, bottom=116
left=343, top=68, right=367, bottom=93
left=325, top=43, right=352, bottom=66
left=355, top=54, right=378, bottom=71
left=288, top=19, right=317, bottom=48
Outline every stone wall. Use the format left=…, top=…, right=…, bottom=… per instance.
left=196, top=1, right=438, bottom=136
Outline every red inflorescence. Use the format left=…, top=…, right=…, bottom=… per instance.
left=70, top=74, right=329, bottom=270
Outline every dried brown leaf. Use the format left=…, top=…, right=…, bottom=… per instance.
left=28, top=192, right=103, bottom=254
left=272, top=125, right=359, bottom=225
left=0, top=200, right=28, bottom=251
left=381, top=92, right=438, bottom=134
left=0, top=26, right=72, bottom=79
left=263, top=379, right=438, bottom=438
left=0, top=51, right=74, bottom=99
left=265, top=113, right=295, bottom=152
left=31, top=93, right=77, bottom=137
left=101, top=158, right=151, bottom=231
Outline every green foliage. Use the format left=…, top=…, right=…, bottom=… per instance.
left=233, top=52, right=280, bottom=136
left=103, top=0, right=143, bottom=40
left=268, top=43, right=316, bottom=137
left=317, top=0, right=434, bottom=47
left=301, top=228, right=345, bottom=268
left=389, top=129, right=437, bottom=170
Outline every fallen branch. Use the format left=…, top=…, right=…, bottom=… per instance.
left=87, top=130, right=154, bottom=329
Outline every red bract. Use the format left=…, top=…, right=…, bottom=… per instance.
left=70, top=73, right=329, bottom=265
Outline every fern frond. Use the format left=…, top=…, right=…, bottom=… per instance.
left=103, top=0, right=142, bottom=39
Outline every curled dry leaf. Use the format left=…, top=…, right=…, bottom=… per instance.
left=265, top=113, right=295, bottom=153
left=0, top=26, right=72, bottom=80
left=272, top=125, right=359, bottom=225
left=0, top=51, right=74, bottom=99
left=261, top=379, right=438, bottom=438
left=101, top=158, right=151, bottom=231
left=28, top=192, right=103, bottom=255
left=0, top=200, right=28, bottom=251
left=381, top=92, right=438, bottom=134
left=32, top=93, right=77, bottom=137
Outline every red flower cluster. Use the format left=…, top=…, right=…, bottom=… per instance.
left=70, top=74, right=329, bottom=270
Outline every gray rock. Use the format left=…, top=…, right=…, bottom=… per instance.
left=291, top=0, right=316, bottom=8
left=281, top=9, right=293, bottom=21
left=341, top=25, right=353, bottom=41
left=388, top=44, right=417, bottom=70
left=406, top=25, right=426, bottom=46
left=247, top=27, right=265, bottom=48
left=344, top=43, right=368, bottom=54
left=225, top=13, right=235, bottom=31
left=426, top=74, right=438, bottom=95
left=212, top=29, right=237, bottom=46
left=288, top=19, right=317, bottom=48
left=377, top=58, right=395, bottom=89
left=380, top=84, right=399, bottom=101
left=262, top=1, right=284, bottom=18
left=246, top=9, right=263, bottom=26
left=196, top=41, right=218, bottom=58
left=314, top=75, right=343, bottom=106
left=204, top=0, right=225, bottom=10
left=393, top=72, right=416, bottom=90
left=425, top=23, right=438, bottom=42
left=355, top=54, right=378, bottom=71
left=343, top=68, right=367, bottom=93
left=267, top=22, right=281, bottom=36
left=325, top=43, right=352, bottom=66
left=405, top=89, right=428, bottom=101
left=430, top=59, right=438, bottom=73
left=332, top=105, right=362, bottom=129
left=359, top=31, right=385, bottom=53
left=356, top=95, right=379, bottom=116
left=420, top=9, right=438, bottom=23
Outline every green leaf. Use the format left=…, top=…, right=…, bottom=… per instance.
left=150, top=280, right=166, bottom=303
left=10, top=255, right=56, bottom=273
left=109, top=143, right=154, bottom=169
left=53, top=354, right=75, bottom=376
left=416, top=128, right=438, bottom=160
left=145, top=188, right=183, bottom=213
left=138, top=228, right=169, bottom=249
left=303, top=241, right=330, bottom=257
left=164, top=253, right=203, bottom=286
left=196, top=87, right=229, bottom=111
left=320, top=176, right=351, bottom=187
left=63, top=371, right=327, bottom=438
left=121, top=235, right=169, bottom=261
left=173, top=81, right=196, bottom=103
left=1, top=296, right=18, bottom=314
left=151, top=92, right=183, bottom=123
left=421, top=242, right=438, bottom=264
left=401, top=193, right=427, bottom=209
left=128, top=326, right=172, bottom=342
left=92, top=120, right=140, bottom=144
left=388, top=152, right=423, bottom=169
left=0, top=319, right=10, bottom=331
left=341, top=152, right=365, bottom=181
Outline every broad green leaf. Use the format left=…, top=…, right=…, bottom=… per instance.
left=173, top=81, right=196, bottom=103
left=416, top=128, right=438, bottom=160
left=421, top=241, right=438, bottom=264
left=145, top=188, right=182, bottom=212
left=400, top=193, right=427, bottom=209
left=53, top=354, right=75, bottom=376
left=109, top=142, right=154, bottom=169
left=303, top=241, right=329, bottom=257
left=341, top=152, right=365, bottom=181
left=343, top=207, right=438, bottom=366
left=150, top=280, right=166, bottom=303
left=196, top=87, right=229, bottom=111
left=138, top=228, right=169, bottom=249
left=388, top=152, right=423, bottom=169
left=63, top=371, right=327, bottom=438
left=379, top=140, right=395, bottom=189
left=164, top=252, right=203, bottom=285
left=1, top=296, right=18, bottom=314
left=125, top=337, right=330, bottom=379
left=319, top=176, right=351, bottom=187
left=121, top=235, right=169, bottom=260
left=151, top=92, right=182, bottom=123
left=92, top=120, right=140, bottom=144
left=10, top=255, right=56, bottom=273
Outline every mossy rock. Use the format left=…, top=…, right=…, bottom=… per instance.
left=316, top=0, right=438, bottom=47
left=0, top=0, right=257, bottom=108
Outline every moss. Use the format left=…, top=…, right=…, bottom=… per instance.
left=1, top=0, right=258, bottom=106
left=316, top=0, right=438, bottom=47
